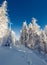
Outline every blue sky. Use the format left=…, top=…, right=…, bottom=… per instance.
left=0, top=0, right=47, bottom=39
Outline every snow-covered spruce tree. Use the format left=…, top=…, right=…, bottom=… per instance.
left=27, top=23, right=35, bottom=49
left=2, top=29, right=16, bottom=47
left=20, top=21, right=28, bottom=46
left=44, top=25, right=47, bottom=52
left=44, top=25, right=47, bottom=36
left=3, top=30, right=13, bottom=47
left=28, top=18, right=41, bottom=49
left=40, top=25, right=47, bottom=53
left=0, top=0, right=16, bottom=47
left=31, top=17, right=40, bottom=34
left=44, top=26, right=47, bottom=53
left=39, top=29, right=47, bottom=53
left=0, top=0, right=9, bottom=46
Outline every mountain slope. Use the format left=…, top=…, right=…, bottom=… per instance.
left=0, top=45, right=47, bottom=65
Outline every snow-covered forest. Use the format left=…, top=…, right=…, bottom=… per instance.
left=0, top=1, right=47, bottom=65
left=20, top=18, right=47, bottom=54
left=0, top=0, right=47, bottom=55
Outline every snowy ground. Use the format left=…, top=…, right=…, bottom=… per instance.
left=0, top=44, right=47, bottom=65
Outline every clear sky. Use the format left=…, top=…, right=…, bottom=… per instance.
left=0, top=0, right=47, bottom=39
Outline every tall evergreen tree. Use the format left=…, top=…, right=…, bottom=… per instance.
left=0, top=0, right=8, bottom=38
left=20, top=21, right=28, bottom=46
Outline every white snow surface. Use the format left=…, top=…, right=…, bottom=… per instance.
left=0, top=44, right=47, bottom=65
